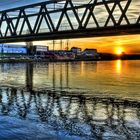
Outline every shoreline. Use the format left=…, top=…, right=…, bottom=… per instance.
left=0, top=58, right=140, bottom=63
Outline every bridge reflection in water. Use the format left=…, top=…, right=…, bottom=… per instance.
left=0, top=86, right=140, bottom=139
left=0, top=61, right=140, bottom=139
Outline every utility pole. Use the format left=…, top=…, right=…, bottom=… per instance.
left=66, top=39, right=69, bottom=51
left=60, top=40, right=63, bottom=50
left=53, top=40, right=55, bottom=51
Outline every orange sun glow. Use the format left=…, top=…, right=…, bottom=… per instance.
left=115, top=48, right=124, bottom=55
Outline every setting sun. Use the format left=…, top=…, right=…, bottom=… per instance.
left=116, top=48, right=124, bottom=55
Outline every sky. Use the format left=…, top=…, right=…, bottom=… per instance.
left=0, top=0, right=140, bottom=54
left=33, top=35, right=140, bottom=54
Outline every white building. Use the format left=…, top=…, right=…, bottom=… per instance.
left=82, top=49, right=98, bottom=57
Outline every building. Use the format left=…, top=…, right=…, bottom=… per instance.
left=82, top=49, right=98, bottom=57
left=34, top=45, right=49, bottom=56
left=78, top=48, right=100, bottom=60
left=71, top=47, right=82, bottom=54
left=0, top=44, right=27, bottom=54
left=45, top=50, right=75, bottom=60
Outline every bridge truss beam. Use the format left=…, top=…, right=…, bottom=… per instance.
left=0, top=0, right=139, bottom=43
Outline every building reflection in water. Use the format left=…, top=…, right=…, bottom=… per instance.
left=0, top=87, right=139, bottom=139
left=26, top=63, right=33, bottom=91
left=0, top=62, right=98, bottom=91
left=32, top=61, right=97, bottom=92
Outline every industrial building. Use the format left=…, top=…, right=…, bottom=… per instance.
left=0, top=44, right=27, bottom=54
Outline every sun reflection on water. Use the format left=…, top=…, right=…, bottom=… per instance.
left=116, top=60, right=122, bottom=75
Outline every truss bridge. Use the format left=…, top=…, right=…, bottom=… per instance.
left=0, top=0, right=139, bottom=43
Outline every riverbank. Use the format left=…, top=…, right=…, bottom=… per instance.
left=0, top=58, right=99, bottom=63
left=0, top=57, right=140, bottom=63
left=0, top=53, right=140, bottom=63
left=0, top=55, right=100, bottom=63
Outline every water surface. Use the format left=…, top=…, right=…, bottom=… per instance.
left=0, top=60, right=140, bottom=140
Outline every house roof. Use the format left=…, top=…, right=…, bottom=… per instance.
left=71, top=47, right=81, bottom=50
left=84, top=48, right=97, bottom=51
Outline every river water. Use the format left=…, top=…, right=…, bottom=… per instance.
left=0, top=60, right=140, bottom=140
